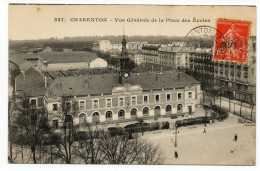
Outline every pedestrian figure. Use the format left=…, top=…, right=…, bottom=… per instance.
left=203, top=128, right=206, bottom=133
left=174, top=151, right=178, bottom=158
left=234, top=134, right=238, bottom=141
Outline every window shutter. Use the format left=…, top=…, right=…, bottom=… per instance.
left=38, top=97, right=44, bottom=107
left=73, top=101, right=79, bottom=111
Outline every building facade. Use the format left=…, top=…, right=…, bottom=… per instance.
left=187, top=37, right=256, bottom=104
left=158, top=47, right=192, bottom=69
left=128, top=42, right=148, bottom=50
left=188, top=51, right=214, bottom=88
left=15, top=36, right=201, bottom=131
left=141, top=45, right=160, bottom=63
left=99, top=40, right=111, bottom=52
left=45, top=71, right=201, bottom=129
left=128, top=50, right=143, bottom=65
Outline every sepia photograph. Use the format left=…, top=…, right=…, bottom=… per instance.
left=7, top=4, right=256, bottom=166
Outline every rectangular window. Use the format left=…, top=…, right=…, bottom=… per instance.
left=93, top=99, right=99, bottom=109
left=177, top=57, right=181, bottom=65
left=106, top=98, right=112, bottom=107
left=155, top=94, right=160, bottom=102
left=79, top=101, right=85, bottom=110
left=143, top=95, right=148, bottom=103
left=178, top=93, right=182, bottom=100
left=65, top=102, right=71, bottom=111
left=188, top=92, right=192, bottom=99
left=30, top=99, right=37, bottom=107
left=53, top=104, right=58, bottom=111
left=53, top=120, right=58, bottom=129
left=131, top=96, right=136, bottom=105
left=119, top=97, right=124, bottom=106
left=167, top=94, right=171, bottom=101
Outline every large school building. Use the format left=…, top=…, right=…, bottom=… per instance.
left=15, top=35, right=201, bottom=129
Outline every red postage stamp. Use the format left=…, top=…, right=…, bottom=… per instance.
left=214, top=19, right=251, bottom=63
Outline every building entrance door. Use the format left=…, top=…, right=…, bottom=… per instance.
left=188, top=106, right=192, bottom=115
left=92, top=112, right=100, bottom=124
left=154, top=106, right=161, bottom=117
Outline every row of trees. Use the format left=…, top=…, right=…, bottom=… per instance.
left=8, top=96, right=163, bottom=164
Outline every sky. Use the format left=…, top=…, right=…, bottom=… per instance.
left=9, top=5, right=256, bottom=40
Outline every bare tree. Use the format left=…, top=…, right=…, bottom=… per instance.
left=97, top=132, right=140, bottom=164
left=48, top=95, right=78, bottom=164
left=8, top=96, right=18, bottom=163
left=73, top=125, right=103, bottom=164
left=205, top=86, right=221, bottom=106
left=15, top=96, right=49, bottom=163
left=97, top=131, right=163, bottom=164
left=136, top=140, right=163, bottom=165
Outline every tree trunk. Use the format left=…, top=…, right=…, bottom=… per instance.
left=9, top=142, right=13, bottom=163
left=31, top=146, right=37, bottom=164
left=251, top=105, right=254, bottom=121
left=21, top=146, right=24, bottom=163
left=229, top=98, right=231, bottom=112
left=234, top=103, right=235, bottom=114
left=39, top=143, right=42, bottom=163
left=50, top=145, right=53, bottom=164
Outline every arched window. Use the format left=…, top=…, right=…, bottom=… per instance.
left=93, top=112, right=99, bottom=116
left=131, top=108, right=137, bottom=115
left=79, top=113, right=86, bottom=124
left=118, top=110, right=125, bottom=117
left=166, top=105, right=172, bottom=112
left=106, top=111, right=112, bottom=118
left=154, top=106, right=160, bottom=110
left=143, top=107, right=149, bottom=115
left=177, top=104, right=183, bottom=111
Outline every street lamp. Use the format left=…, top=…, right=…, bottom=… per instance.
left=203, top=104, right=209, bottom=127
left=175, top=124, right=178, bottom=147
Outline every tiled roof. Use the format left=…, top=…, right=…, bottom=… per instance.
left=40, top=51, right=98, bottom=64
left=142, top=45, right=160, bottom=50
left=47, top=70, right=200, bottom=97
left=9, top=51, right=98, bottom=66
left=132, top=63, right=173, bottom=73
left=159, top=46, right=194, bottom=53
left=15, top=67, right=51, bottom=97
left=20, top=61, right=38, bottom=72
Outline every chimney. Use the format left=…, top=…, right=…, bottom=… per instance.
left=161, top=66, right=162, bottom=72
left=84, top=79, right=89, bottom=88
left=178, top=71, right=181, bottom=81
left=44, top=75, right=47, bottom=87
left=152, top=65, right=153, bottom=72
left=22, top=71, right=25, bottom=80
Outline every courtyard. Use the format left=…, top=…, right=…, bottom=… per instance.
left=142, top=113, right=256, bottom=165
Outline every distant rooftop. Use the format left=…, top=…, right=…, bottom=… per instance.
left=40, top=51, right=98, bottom=64
left=15, top=67, right=51, bottom=97
left=47, top=70, right=200, bottom=97
left=132, top=63, right=173, bottom=73
left=9, top=51, right=98, bottom=66
left=142, top=45, right=161, bottom=50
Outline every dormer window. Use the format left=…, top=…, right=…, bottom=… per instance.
left=53, top=104, right=58, bottom=111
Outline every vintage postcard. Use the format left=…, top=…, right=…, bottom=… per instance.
left=8, top=5, right=256, bottom=165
